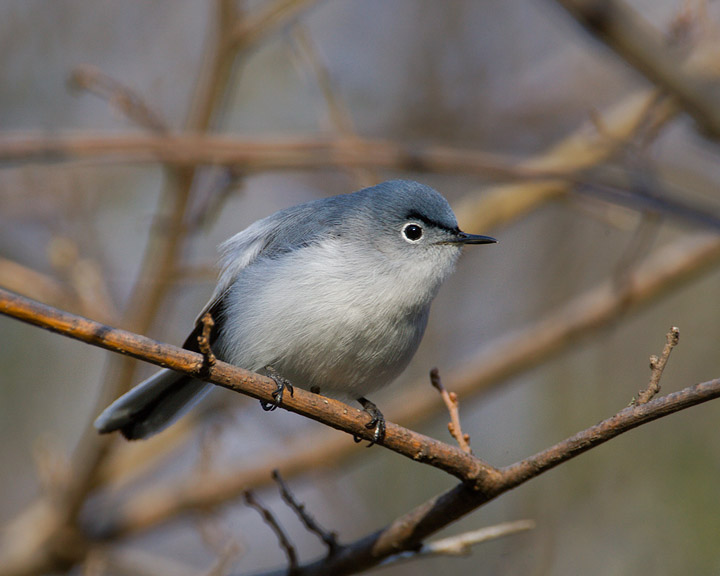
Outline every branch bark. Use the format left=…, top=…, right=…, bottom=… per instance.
left=79, top=230, right=720, bottom=539
left=0, top=287, right=498, bottom=485
left=3, top=286, right=720, bottom=575
left=255, top=377, right=720, bottom=576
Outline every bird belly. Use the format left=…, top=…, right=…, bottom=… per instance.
left=215, top=250, right=430, bottom=399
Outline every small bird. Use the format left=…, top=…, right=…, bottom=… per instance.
left=94, top=180, right=496, bottom=442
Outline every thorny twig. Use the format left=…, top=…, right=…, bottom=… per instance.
left=245, top=491, right=298, bottom=574
left=636, top=326, right=680, bottom=404
left=430, top=368, right=472, bottom=454
left=272, top=470, right=339, bottom=554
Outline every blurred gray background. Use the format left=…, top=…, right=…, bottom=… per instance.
left=1, top=1, right=720, bottom=575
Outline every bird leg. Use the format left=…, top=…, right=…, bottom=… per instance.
left=354, top=397, right=386, bottom=446
left=260, top=366, right=294, bottom=411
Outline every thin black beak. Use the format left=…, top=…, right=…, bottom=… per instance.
left=449, top=231, right=497, bottom=245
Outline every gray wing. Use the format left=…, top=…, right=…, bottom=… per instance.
left=195, top=194, right=353, bottom=325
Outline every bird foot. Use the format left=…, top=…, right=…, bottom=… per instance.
left=260, top=366, right=294, bottom=411
left=353, top=397, right=386, bottom=447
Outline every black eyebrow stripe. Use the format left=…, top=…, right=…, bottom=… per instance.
left=405, top=211, right=458, bottom=233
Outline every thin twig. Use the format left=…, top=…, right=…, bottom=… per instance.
left=430, top=368, right=471, bottom=454
left=245, top=491, right=298, bottom=573
left=198, top=520, right=243, bottom=576
left=404, top=520, right=535, bottom=560
left=198, top=312, right=217, bottom=371
left=202, top=543, right=242, bottom=576
left=373, top=520, right=535, bottom=569
left=272, top=470, right=339, bottom=554
left=418, top=520, right=536, bottom=556
left=68, top=65, right=168, bottom=132
left=636, top=326, right=680, bottom=404
left=290, top=23, right=376, bottom=187
left=228, top=0, right=324, bottom=53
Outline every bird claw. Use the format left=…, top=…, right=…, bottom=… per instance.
left=260, top=366, right=294, bottom=411
left=353, top=397, right=386, bottom=447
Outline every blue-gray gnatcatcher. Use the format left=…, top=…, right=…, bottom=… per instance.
left=94, top=180, right=496, bottom=442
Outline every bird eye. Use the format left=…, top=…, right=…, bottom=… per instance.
left=402, top=223, right=423, bottom=242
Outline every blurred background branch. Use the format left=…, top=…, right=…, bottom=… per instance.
left=1, top=1, right=720, bottom=575
left=555, top=0, right=720, bottom=137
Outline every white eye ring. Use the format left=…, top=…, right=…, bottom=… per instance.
left=402, top=222, right=423, bottom=243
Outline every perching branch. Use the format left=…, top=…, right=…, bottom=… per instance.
left=3, top=288, right=720, bottom=575
left=247, top=375, right=720, bottom=576
left=0, top=287, right=496, bottom=484
left=58, top=230, right=720, bottom=540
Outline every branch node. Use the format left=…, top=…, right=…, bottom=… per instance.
left=430, top=368, right=472, bottom=454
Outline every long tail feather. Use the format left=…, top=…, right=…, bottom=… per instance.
left=93, top=370, right=212, bottom=440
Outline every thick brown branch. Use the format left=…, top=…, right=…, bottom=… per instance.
left=4, top=289, right=720, bottom=575
left=268, top=377, right=720, bottom=576
left=0, top=287, right=498, bottom=487
left=79, top=231, right=720, bottom=539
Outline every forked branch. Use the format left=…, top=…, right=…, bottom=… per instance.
left=2, top=287, right=720, bottom=576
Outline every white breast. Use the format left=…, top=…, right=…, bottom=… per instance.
left=216, top=237, right=454, bottom=398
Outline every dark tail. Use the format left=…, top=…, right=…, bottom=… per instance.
left=93, top=369, right=212, bottom=440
